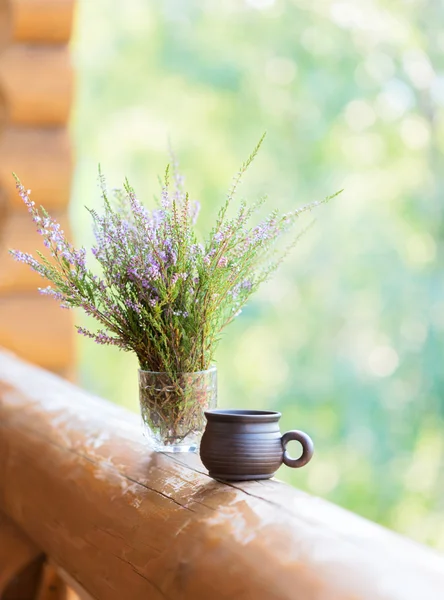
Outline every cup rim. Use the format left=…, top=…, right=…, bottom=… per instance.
left=205, top=409, right=281, bottom=422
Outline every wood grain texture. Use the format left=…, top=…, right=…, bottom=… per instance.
left=0, top=127, right=72, bottom=210
left=0, top=511, right=43, bottom=595
left=0, top=297, right=74, bottom=369
left=0, top=211, right=69, bottom=293
left=0, top=351, right=443, bottom=600
left=8, top=0, right=75, bottom=44
left=0, top=45, right=72, bottom=125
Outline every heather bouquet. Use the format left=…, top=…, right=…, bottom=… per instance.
left=11, top=137, right=337, bottom=451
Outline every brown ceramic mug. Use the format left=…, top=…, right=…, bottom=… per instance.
left=200, top=409, right=314, bottom=481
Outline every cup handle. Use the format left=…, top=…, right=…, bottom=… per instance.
left=281, top=430, right=314, bottom=468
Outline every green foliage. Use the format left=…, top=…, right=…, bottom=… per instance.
left=13, top=144, right=333, bottom=376
left=71, top=0, right=444, bottom=548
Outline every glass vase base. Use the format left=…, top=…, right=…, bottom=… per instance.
left=142, top=428, right=201, bottom=453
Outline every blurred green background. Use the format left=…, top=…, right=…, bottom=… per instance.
left=70, top=0, right=444, bottom=548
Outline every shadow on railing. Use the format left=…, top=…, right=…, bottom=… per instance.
left=1, top=349, right=444, bottom=600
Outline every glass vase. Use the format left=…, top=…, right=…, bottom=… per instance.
left=138, top=366, right=217, bottom=452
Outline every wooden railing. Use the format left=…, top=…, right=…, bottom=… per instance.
left=1, top=350, right=444, bottom=599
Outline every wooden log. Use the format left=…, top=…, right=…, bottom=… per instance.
left=0, top=189, right=7, bottom=231
left=57, top=567, right=93, bottom=600
left=0, top=45, right=72, bottom=125
left=0, top=297, right=74, bottom=370
left=0, top=2, right=11, bottom=53
left=0, top=511, right=43, bottom=596
left=2, top=556, right=45, bottom=599
left=0, top=211, right=69, bottom=293
left=0, top=86, right=6, bottom=132
left=8, top=0, right=75, bottom=44
left=0, top=351, right=443, bottom=600
left=0, top=127, right=72, bottom=210
left=36, top=563, right=70, bottom=600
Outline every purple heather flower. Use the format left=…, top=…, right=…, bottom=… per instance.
left=125, top=298, right=141, bottom=314
left=146, top=264, right=161, bottom=280
left=203, top=248, right=216, bottom=266
left=77, top=327, right=125, bottom=347
left=171, top=272, right=188, bottom=286
left=240, top=279, right=253, bottom=291
left=228, top=278, right=253, bottom=301
left=172, top=168, right=186, bottom=203
left=190, top=200, right=200, bottom=224
left=15, top=181, right=88, bottom=275
left=152, top=209, right=166, bottom=227
left=190, top=243, right=204, bottom=256
left=10, top=250, right=45, bottom=275
left=161, top=185, right=170, bottom=210
left=252, top=223, right=270, bottom=242
left=38, top=286, right=65, bottom=302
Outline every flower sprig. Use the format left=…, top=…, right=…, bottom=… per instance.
left=10, top=137, right=340, bottom=373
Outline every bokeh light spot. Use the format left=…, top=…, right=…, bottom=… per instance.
left=265, top=57, right=296, bottom=86
left=367, top=345, right=399, bottom=378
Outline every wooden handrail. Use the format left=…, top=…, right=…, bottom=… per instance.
left=0, top=350, right=443, bottom=600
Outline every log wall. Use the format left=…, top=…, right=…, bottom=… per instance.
left=0, top=0, right=75, bottom=372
